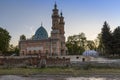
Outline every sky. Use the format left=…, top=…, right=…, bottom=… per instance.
left=0, top=0, right=120, bottom=46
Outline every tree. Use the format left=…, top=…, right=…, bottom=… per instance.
left=20, top=34, right=26, bottom=41
left=101, top=21, right=113, bottom=55
left=14, top=46, right=19, bottom=56
left=96, top=33, right=105, bottom=55
left=113, top=26, right=120, bottom=56
left=8, top=44, right=14, bottom=51
left=0, top=27, right=11, bottom=54
left=86, top=40, right=96, bottom=50
left=77, top=33, right=87, bottom=48
left=66, top=35, right=78, bottom=55
left=77, top=33, right=87, bottom=54
left=7, top=44, right=19, bottom=56
left=66, top=33, right=87, bottom=55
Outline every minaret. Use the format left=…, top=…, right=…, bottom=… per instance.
left=59, top=12, right=66, bottom=55
left=52, top=3, right=59, bottom=30
left=51, top=3, right=60, bottom=39
left=51, top=3, right=66, bottom=55
left=59, top=12, right=65, bottom=34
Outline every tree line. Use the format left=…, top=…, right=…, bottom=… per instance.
left=100, top=21, right=120, bottom=56
left=66, top=21, right=120, bottom=57
left=0, top=27, right=19, bottom=56
left=66, top=33, right=97, bottom=55
left=0, top=21, right=120, bottom=57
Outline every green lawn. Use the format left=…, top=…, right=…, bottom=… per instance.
left=0, top=67, right=120, bottom=76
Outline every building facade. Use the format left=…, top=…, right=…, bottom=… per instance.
left=19, top=3, right=66, bottom=56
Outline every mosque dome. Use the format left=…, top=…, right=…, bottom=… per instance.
left=82, top=50, right=99, bottom=57
left=34, top=26, right=48, bottom=40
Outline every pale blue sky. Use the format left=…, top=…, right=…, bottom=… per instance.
left=0, top=0, right=120, bottom=46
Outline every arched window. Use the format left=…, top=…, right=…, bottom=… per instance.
left=34, top=50, right=36, bottom=54
left=29, top=50, right=31, bottom=55
left=22, top=51, right=24, bottom=55
left=39, top=50, right=41, bottom=56
left=46, top=50, right=48, bottom=55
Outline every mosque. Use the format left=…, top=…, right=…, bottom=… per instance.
left=19, top=3, right=66, bottom=56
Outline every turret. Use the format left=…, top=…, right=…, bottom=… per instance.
left=59, top=12, right=65, bottom=34
left=52, top=3, right=59, bottom=30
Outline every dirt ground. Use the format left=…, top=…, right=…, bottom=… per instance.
left=0, top=74, right=120, bottom=80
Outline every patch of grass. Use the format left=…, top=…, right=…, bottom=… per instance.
left=0, top=67, right=120, bottom=76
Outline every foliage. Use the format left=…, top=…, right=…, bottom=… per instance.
left=6, top=45, right=19, bottom=56
left=98, top=21, right=120, bottom=57
left=66, top=21, right=120, bottom=57
left=20, top=34, right=26, bottom=41
left=66, top=33, right=97, bottom=55
left=14, top=46, right=20, bottom=56
left=112, top=26, right=120, bottom=56
left=0, top=27, right=11, bottom=54
left=101, top=21, right=113, bottom=55
left=96, top=33, right=105, bottom=55
left=86, top=40, right=96, bottom=50
left=66, top=33, right=86, bottom=55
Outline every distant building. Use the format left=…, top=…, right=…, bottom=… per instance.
left=19, top=3, right=66, bottom=56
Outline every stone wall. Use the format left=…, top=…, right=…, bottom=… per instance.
left=46, top=57, right=70, bottom=67
left=0, top=56, right=70, bottom=68
left=71, top=61, right=120, bottom=68
left=1, top=55, right=120, bottom=68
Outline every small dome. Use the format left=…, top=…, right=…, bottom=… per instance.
left=82, top=50, right=99, bottom=57
left=34, top=26, right=48, bottom=40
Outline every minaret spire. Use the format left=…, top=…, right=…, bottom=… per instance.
left=41, top=22, right=43, bottom=26
left=60, top=11, right=63, bottom=17
left=52, top=2, right=59, bottom=30
left=54, top=1, right=57, bottom=9
left=59, top=10, right=65, bottom=34
left=60, top=11, right=64, bottom=23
